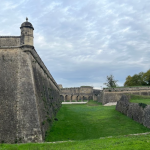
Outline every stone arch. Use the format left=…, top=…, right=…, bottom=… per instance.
left=60, top=95, right=64, bottom=102
left=65, top=95, right=68, bottom=102
left=88, top=96, right=93, bottom=100
left=71, top=95, right=73, bottom=102
left=76, top=95, right=79, bottom=101
left=82, top=96, right=85, bottom=101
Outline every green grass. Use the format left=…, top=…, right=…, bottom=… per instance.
left=1, top=133, right=150, bottom=150
left=130, top=95, right=150, bottom=105
left=87, top=100, right=102, bottom=106
left=1, top=101, right=150, bottom=149
left=45, top=101, right=150, bottom=142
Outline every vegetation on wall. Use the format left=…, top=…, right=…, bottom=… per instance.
left=124, top=69, right=150, bottom=86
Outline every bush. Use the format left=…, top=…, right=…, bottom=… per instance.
left=138, top=103, right=147, bottom=109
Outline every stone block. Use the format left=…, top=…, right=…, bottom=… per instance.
left=116, top=95, right=130, bottom=115
left=127, top=103, right=144, bottom=124
left=143, top=105, right=150, bottom=128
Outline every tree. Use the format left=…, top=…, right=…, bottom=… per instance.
left=143, top=69, right=150, bottom=85
left=124, top=71, right=148, bottom=86
left=104, top=75, right=118, bottom=87
left=124, top=75, right=132, bottom=86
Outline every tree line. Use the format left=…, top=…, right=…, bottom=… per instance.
left=124, top=69, right=150, bottom=86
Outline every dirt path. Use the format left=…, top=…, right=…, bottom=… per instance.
left=104, top=102, right=117, bottom=106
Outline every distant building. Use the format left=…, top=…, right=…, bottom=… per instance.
left=59, top=85, right=102, bottom=101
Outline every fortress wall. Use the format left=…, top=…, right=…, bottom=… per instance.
left=16, top=50, right=43, bottom=143
left=104, top=87, right=150, bottom=92
left=116, top=95, right=150, bottom=129
left=0, top=36, right=20, bottom=47
left=93, top=89, right=102, bottom=101
left=60, top=86, right=93, bottom=101
left=80, top=86, right=93, bottom=94
left=0, top=49, right=19, bottom=143
left=61, top=87, right=80, bottom=94
left=102, top=89, right=150, bottom=104
left=22, top=47, right=59, bottom=90
left=30, top=52, right=61, bottom=140
left=0, top=48, right=61, bottom=143
left=97, top=92, right=103, bottom=103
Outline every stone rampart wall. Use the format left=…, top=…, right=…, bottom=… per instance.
left=60, top=86, right=93, bottom=101
left=22, top=46, right=59, bottom=90
left=30, top=51, right=61, bottom=141
left=93, top=89, right=102, bottom=101
left=102, top=87, right=150, bottom=104
left=0, top=47, right=61, bottom=143
left=104, top=87, right=150, bottom=92
left=97, top=92, right=103, bottom=103
left=0, top=36, right=20, bottom=47
left=116, top=95, right=150, bottom=129
left=61, top=87, right=80, bottom=94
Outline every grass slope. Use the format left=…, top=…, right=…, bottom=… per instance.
left=45, top=101, right=150, bottom=142
left=1, top=133, right=150, bottom=150
left=130, top=95, right=150, bottom=105
left=1, top=101, right=150, bottom=149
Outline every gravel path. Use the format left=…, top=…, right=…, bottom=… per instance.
left=104, top=102, right=117, bottom=106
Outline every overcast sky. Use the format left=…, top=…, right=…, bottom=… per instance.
left=1, top=0, right=150, bottom=89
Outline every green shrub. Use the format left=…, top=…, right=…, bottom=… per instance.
left=42, top=121, right=45, bottom=125
left=139, top=103, right=147, bottom=109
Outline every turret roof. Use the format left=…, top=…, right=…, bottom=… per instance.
left=20, top=17, right=34, bottom=30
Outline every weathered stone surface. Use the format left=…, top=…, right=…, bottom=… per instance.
left=59, top=86, right=102, bottom=102
left=0, top=20, right=61, bottom=143
left=141, top=92, right=148, bottom=96
left=116, top=95, right=150, bottom=129
left=102, top=92, right=123, bottom=104
left=127, top=103, right=144, bottom=124
left=116, top=95, right=129, bottom=115
left=143, top=105, right=150, bottom=128
left=0, top=49, right=19, bottom=143
left=104, top=87, right=150, bottom=92
left=102, top=88, right=150, bottom=104
left=0, top=36, right=20, bottom=47
left=97, top=92, right=103, bottom=103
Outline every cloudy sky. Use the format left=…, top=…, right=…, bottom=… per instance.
left=1, top=0, right=150, bottom=89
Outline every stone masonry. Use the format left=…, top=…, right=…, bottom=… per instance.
left=58, top=85, right=102, bottom=101
left=0, top=18, right=62, bottom=143
left=101, top=87, right=150, bottom=104
left=116, top=95, right=150, bottom=129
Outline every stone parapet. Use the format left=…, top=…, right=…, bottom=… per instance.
left=0, top=36, right=21, bottom=47
left=116, top=95, right=150, bottom=129
left=104, top=86, right=150, bottom=92
left=0, top=19, right=61, bottom=143
left=102, top=88, right=150, bottom=104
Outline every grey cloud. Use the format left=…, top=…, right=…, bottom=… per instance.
left=1, top=0, right=150, bottom=88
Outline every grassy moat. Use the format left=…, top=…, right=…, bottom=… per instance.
left=1, top=99, right=150, bottom=150
left=46, top=100, right=150, bottom=141
left=130, top=94, right=150, bottom=105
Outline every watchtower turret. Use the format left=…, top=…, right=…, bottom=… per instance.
left=20, top=17, right=34, bottom=46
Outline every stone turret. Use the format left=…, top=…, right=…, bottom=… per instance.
left=20, top=17, right=34, bottom=46
left=0, top=19, right=61, bottom=143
